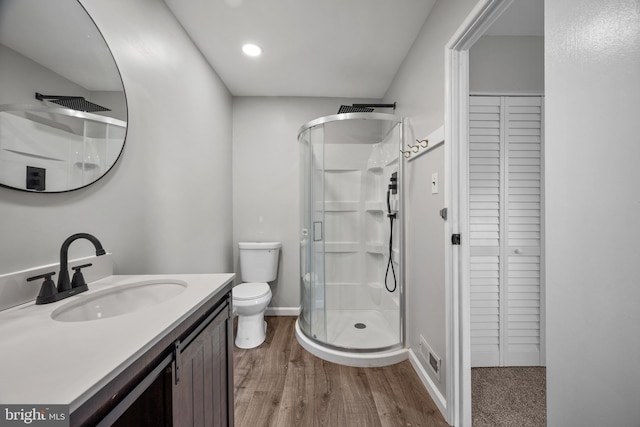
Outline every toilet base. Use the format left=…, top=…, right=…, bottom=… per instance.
left=235, top=313, right=268, bottom=349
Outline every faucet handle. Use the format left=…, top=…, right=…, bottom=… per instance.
left=71, top=263, right=92, bottom=289
left=27, top=272, right=58, bottom=305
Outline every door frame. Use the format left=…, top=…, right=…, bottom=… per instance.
left=443, top=0, right=513, bottom=425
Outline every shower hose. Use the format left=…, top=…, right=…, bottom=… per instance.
left=385, top=190, right=397, bottom=293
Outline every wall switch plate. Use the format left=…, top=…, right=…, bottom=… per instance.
left=431, top=172, right=439, bottom=194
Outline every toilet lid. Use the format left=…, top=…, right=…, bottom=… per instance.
left=233, top=282, right=270, bottom=300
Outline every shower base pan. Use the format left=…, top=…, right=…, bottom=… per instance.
left=295, top=314, right=407, bottom=368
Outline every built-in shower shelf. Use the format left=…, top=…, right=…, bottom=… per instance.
left=325, top=281, right=362, bottom=287
left=323, top=242, right=360, bottom=253
left=315, top=201, right=360, bottom=212
left=2, top=148, right=65, bottom=162
left=385, top=157, right=399, bottom=167
left=367, top=281, right=383, bottom=290
left=392, top=248, right=400, bottom=264
left=391, top=294, right=400, bottom=307
left=368, top=283, right=400, bottom=308
left=365, top=201, right=385, bottom=212
left=366, top=242, right=386, bottom=254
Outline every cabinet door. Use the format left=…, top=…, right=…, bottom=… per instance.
left=173, top=303, right=231, bottom=427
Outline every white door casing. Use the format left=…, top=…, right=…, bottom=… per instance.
left=443, top=0, right=514, bottom=425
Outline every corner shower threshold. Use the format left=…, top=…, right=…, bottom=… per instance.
left=294, top=319, right=407, bottom=368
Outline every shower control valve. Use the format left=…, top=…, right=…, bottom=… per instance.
left=387, top=172, right=399, bottom=217
left=388, top=172, right=398, bottom=194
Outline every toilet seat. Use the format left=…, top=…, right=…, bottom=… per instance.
left=233, top=282, right=270, bottom=301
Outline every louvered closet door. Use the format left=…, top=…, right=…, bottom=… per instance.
left=469, top=96, right=502, bottom=367
left=469, top=96, right=544, bottom=367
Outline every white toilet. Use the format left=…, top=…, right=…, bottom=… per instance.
left=233, top=241, right=281, bottom=349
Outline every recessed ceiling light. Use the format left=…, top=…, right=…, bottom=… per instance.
left=242, top=43, right=262, bottom=57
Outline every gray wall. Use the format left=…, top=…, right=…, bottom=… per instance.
left=0, top=0, right=233, bottom=275
left=232, top=96, right=377, bottom=311
left=469, top=35, right=544, bottom=93
left=545, top=0, right=640, bottom=425
left=384, top=0, right=478, bottom=404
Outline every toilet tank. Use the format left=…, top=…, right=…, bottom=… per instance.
left=239, top=242, right=281, bottom=282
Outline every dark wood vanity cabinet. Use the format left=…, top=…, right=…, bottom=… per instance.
left=71, top=288, right=234, bottom=427
left=173, top=301, right=231, bottom=426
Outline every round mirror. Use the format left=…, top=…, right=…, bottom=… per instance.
left=0, top=0, right=127, bottom=192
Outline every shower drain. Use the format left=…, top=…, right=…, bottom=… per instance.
left=354, top=323, right=367, bottom=329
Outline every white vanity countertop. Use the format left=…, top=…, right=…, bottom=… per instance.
left=0, top=273, right=234, bottom=411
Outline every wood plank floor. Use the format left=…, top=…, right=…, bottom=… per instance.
left=233, top=316, right=450, bottom=427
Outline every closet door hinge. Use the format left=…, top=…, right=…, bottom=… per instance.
left=451, top=234, right=461, bottom=245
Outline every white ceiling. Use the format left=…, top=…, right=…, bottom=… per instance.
left=0, top=0, right=543, bottom=98
left=164, top=0, right=437, bottom=98
left=165, top=0, right=543, bottom=98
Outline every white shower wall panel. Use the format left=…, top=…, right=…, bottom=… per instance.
left=323, top=170, right=361, bottom=203
left=324, top=144, right=370, bottom=170
left=323, top=144, right=371, bottom=313
left=324, top=252, right=360, bottom=284
left=365, top=211, right=384, bottom=247
left=326, top=283, right=372, bottom=311
left=324, top=211, right=360, bottom=242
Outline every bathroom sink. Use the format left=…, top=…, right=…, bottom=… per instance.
left=51, top=279, right=188, bottom=322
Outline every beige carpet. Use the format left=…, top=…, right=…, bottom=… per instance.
left=472, top=367, right=546, bottom=427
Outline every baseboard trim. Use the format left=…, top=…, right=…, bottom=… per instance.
left=408, top=348, right=448, bottom=420
left=265, top=306, right=301, bottom=316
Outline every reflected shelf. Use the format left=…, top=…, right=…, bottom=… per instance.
left=0, top=104, right=127, bottom=131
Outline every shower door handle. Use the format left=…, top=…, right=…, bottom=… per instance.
left=313, top=222, right=323, bottom=242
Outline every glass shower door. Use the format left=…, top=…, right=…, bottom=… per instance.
left=299, top=125, right=326, bottom=342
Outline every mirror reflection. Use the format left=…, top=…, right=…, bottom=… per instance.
left=0, top=0, right=127, bottom=192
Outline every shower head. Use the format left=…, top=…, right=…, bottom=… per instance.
left=35, top=92, right=111, bottom=113
left=337, top=102, right=396, bottom=114
left=337, top=105, right=374, bottom=114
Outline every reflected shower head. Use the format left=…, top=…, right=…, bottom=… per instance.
left=35, top=92, right=111, bottom=113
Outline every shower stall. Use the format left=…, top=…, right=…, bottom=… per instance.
left=295, top=112, right=406, bottom=367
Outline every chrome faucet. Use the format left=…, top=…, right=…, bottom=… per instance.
left=57, top=233, right=106, bottom=292
left=28, top=233, right=106, bottom=304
